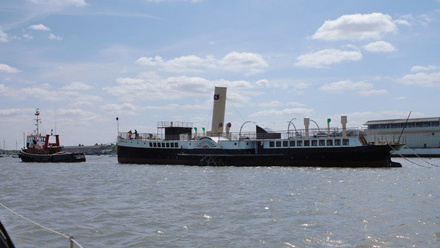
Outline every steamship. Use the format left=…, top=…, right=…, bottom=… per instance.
left=117, top=87, right=403, bottom=167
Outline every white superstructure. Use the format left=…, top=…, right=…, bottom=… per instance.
left=364, top=117, right=440, bottom=156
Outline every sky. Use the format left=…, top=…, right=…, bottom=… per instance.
left=1, top=0, right=440, bottom=149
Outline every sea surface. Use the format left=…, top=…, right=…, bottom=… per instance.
left=0, top=156, right=439, bottom=248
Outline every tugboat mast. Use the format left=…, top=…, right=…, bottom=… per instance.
left=34, top=108, right=41, bottom=137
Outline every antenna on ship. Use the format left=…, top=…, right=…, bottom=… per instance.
left=34, top=108, right=41, bottom=136
left=397, top=111, right=411, bottom=144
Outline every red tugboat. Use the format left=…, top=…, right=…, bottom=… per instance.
left=19, top=109, right=86, bottom=163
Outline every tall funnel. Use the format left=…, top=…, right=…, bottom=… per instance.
left=341, top=115, right=347, bottom=137
left=304, top=117, right=310, bottom=138
left=211, top=87, right=227, bottom=136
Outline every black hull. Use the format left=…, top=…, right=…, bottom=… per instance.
left=117, top=145, right=401, bottom=167
left=19, top=151, right=86, bottom=163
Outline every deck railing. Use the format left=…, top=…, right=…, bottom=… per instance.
left=119, top=127, right=366, bottom=141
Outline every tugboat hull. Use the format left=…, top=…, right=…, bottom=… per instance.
left=19, top=151, right=86, bottom=163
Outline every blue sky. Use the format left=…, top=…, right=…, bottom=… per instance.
left=1, top=0, right=439, bottom=149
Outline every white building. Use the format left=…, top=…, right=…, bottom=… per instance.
left=364, top=117, right=440, bottom=157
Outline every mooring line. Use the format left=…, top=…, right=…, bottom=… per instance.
left=0, top=202, right=83, bottom=248
left=388, top=144, right=437, bottom=168
left=402, top=145, right=439, bottom=167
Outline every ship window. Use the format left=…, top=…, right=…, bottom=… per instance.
left=304, top=140, right=310, bottom=146
left=327, top=139, right=333, bottom=146
left=290, top=141, right=295, bottom=147
left=283, top=141, right=288, bottom=147
left=149, top=142, right=152, bottom=147
left=319, top=140, right=325, bottom=146
left=166, top=143, right=170, bottom=148
left=311, top=140, right=317, bottom=146
left=335, top=139, right=341, bottom=146
left=170, top=143, right=174, bottom=148
left=343, top=139, right=349, bottom=145
left=276, top=141, right=281, bottom=147
left=175, top=142, right=178, bottom=147
left=297, top=140, right=303, bottom=147
left=269, top=141, right=275, bottom=147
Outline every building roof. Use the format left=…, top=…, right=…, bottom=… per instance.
left=364, top=117, right=440, bottom=126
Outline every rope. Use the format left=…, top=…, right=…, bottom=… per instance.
left=401, top=145, right=439, bottom=167
left=388, top=144, right=437, bottom=168
left=0, top=203, right=83, bottom=248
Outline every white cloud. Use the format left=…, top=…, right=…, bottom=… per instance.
left=286, top=102, right=305, bottom=107
left=250, top=108, right=313, bottom=118
left=320, top=80, right=387, bottom=96
left=0, top=64, right=21, bottom=73
left=101, top=103, right=138, bottom=115
left=295, top=49, right=362, bottom=68
left=62, top=81, right=93, bottom=90
left=103, top=74, right=254, bottom=102
left=49, top=33, right=63, bottom=40
left=136, top=51, right=268, bottom=75
left=400, top=72, right=440, bottom=87
left=219, top=51, right=268, bottom=75
left=144, top=0, right=201, bottom=2
left=136, top=55, right=215, bottom=73
left=69, top=94, right=103, bottom=106
left=357, top=89, right=388, bottom=96
left=410, top=65, right=440, bottom=72
left=28, top=24, right=51, bottom=31
left=320, top=80, right=372, bottom=92
left=395, top=19, right=411, bottom=27
left=258, top=101, right=284, bottom=108
left=312, top=13, right=397, bottom=41
left=256, top=79, right=271, bottom=87
left=28, top=0, right=87, bottom=7
left=294, top=82, right=311, bottom=90
left=0, top=28, right=8, bottom=42
left=364, top=41, right=396, bottom=52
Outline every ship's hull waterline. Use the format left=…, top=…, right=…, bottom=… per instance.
left=117, top=143, right=403, bottom=167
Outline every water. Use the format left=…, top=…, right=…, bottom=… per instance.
left=0, top=156, right=439, bottom=247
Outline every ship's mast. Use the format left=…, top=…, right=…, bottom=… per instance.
left=34, top=108, right=41, bottom=137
